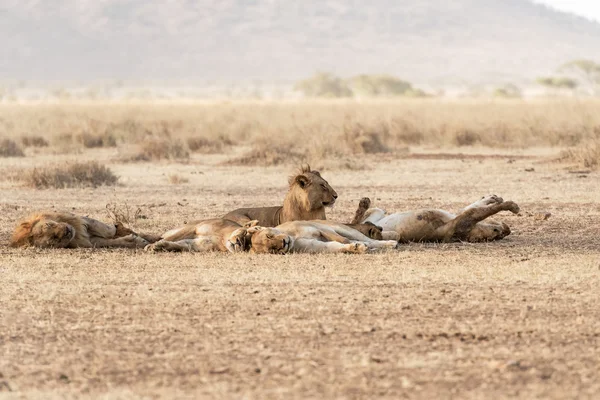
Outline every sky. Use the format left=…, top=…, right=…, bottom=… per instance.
left=535, top=0, right=600, bottom=22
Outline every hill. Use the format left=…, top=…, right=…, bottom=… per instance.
left=1, top=0, right=600, bottom=84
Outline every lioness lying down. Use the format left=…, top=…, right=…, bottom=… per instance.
left=244, top=221, right=398, bottom=254
left=10, top=211, right=154, bottom=249
left=351, top=195, right=520, bottom=243
left=146, top=219, right=396, bottom=254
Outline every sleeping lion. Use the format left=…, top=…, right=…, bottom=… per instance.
left=350, top=195, right=520, bottom=243
left=10, top=211, right=155, bottom=249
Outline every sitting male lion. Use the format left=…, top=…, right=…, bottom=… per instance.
left=10, top=211, right=153, bottom=249
left=144, top=218, right=255, bottom=253
left=350, top=195, right=520, bottom=243
left=223, top=165, right=338, bottom=226
left=242, top=220, right=398, bottom=254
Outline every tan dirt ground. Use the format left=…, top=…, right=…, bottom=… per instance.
left=1, top=148, right=599, bottom=399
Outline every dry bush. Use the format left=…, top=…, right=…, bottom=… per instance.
left=106, top=202, right=143, bottom=228
left=20, top=135, right=49, bottom=148
left=559, top=139, right=600, bottom=170
left=125, top=139, right=190, bottom=162
left=167, top=174, right=190, bottom=184
left=340, top=122, right=390, bottom=154
left=0, top=139, right=25, bottom=157
left=22, top=161, right=118, bottom=189
left=76, top=132, right=117, bottom=148
left=187, top=136, right=232, bottom=153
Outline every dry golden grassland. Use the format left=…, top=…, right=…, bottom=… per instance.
left=1, top=100, right=599, bottom=399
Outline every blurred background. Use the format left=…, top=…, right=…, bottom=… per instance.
left=1, top=0, right=599, bottom=101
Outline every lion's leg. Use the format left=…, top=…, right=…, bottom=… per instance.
left=461, top=195, right=504, bottom=212
left=319, top=230, right=351, bottom=244
left=145, top=236, right=220, bottom=252
left=293, top=238, right=368, bottom=254
left=90, top=234, right=149, bottom=249
left=438, top=201, right=520, bottom=242
left=381, top=231, right=400, bottom=241
left=350, top=197, right=371, bottom=225
left=82, top=217, right=117, bottom=238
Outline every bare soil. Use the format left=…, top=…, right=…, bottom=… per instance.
left=1, top=148, right=599, bottom=399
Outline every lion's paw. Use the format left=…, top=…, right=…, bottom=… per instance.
left=226, top=229, right=247, bottom=253
left=358, top=197, right=371, bottom=210
left=503, top=201, right=520, bottom=214
left=481, top=195, right=503, bottom=205
left=346, top=242, right=368, bottom=254
left=145, top=240, right=166, bottom=252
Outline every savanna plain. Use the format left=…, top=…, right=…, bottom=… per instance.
left=1, top=100, right=599, bottom=399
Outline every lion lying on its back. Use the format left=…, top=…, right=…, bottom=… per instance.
left=10, top=211, right=155, bottom=249
left=351, top=195, right=520, bottom=243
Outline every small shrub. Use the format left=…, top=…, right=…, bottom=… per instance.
left=454, top=129, right=481, bottom=146
left=0, top=139, right=25, bottom=157
left=559, top=139, right=600, bottom=169
left=187, top=136, right=231, bottom=153
left=127, top=139, right=190, bottom=161
left=168, top=174, right=190, bottom=184
left=294, top=72, right=353, bottom=98
left=77, top=132, right=117, bottom=148
left=341, top=123, right=390, bottom=154
left=21, top=135, right=49, bottom=148
left=22, top=161, right=119, bottom=189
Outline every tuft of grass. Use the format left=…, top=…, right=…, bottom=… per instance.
left=559, top=139, right=600, bottom=170
left=22, top=161, right=119, bottom=189
left=21, top=135, right=49, bottom=148
left=167, top=174, right=190, bottom=184
left=0, top=139, right=25, bottom=157
left=125, top=139, right=190, bottom=162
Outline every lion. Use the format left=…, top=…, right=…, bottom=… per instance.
left=350, top=195, right=520, bottom=243
left=242, top=220, right=398, bottom=254
left=9, top=211, right=154, bottom=249
left=222, top=165, right=338, bottom=226
left=144, top=218, right=257, bottom=253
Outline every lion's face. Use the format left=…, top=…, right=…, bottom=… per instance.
left=247, top=227, right=293, bottom=254
left=467, top=222, right=511, bottom=242
left=29, top=219, right=76, bottom=248
left=290, top=168, right=338, bottom=211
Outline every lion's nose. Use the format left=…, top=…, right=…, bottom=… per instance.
left=333, top=193, right=338, bottom=199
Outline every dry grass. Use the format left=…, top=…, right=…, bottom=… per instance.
left=0, top=153, right=599, bottom=399
left=187, top=136, right=232, bottom=153
left=20, top=161, right=118, bottom=189
left=560, top=138, right=600, bottom=170
left=76, top=132, right=117, bottom=148
left=0, top=138, right=25, bottom=157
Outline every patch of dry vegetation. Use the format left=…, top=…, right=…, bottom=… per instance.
left=20, top=135, right=49, bottom=148
left=124, top=139, right=190, bottom=162
left=0, top=138, right=25, bottom=157
left=560, top=138, right=600, bottom=169
left=21, top=161, right=118, bottom=189
left=1, top=99, right=600, bottom=167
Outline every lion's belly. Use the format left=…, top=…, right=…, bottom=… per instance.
left=379, top=210, right=456, bottom=241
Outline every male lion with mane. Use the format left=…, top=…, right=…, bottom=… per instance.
left=223, top=165, right=337, bottom=226
left=10, top=211, right=154, bottom=249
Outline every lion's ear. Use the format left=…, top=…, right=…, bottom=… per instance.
left=243, top=220, right=260, bottom=228
left=295, top=175, right=310, bottom=188
left=9, top=222, right=34, bottom=247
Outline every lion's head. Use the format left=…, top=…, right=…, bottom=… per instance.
left=244, top=226, right=293, bottom=254
left=10, top=215, right=77, bottom=248
left=467, top=222, right=511, bottom=242
left=283, top=165, right=338, bottom=216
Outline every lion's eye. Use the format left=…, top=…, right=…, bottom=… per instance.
left=267, top=234, right=274, bottom=239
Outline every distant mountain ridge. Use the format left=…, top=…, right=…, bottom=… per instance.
left=1, top=0, right=599, bottom=84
